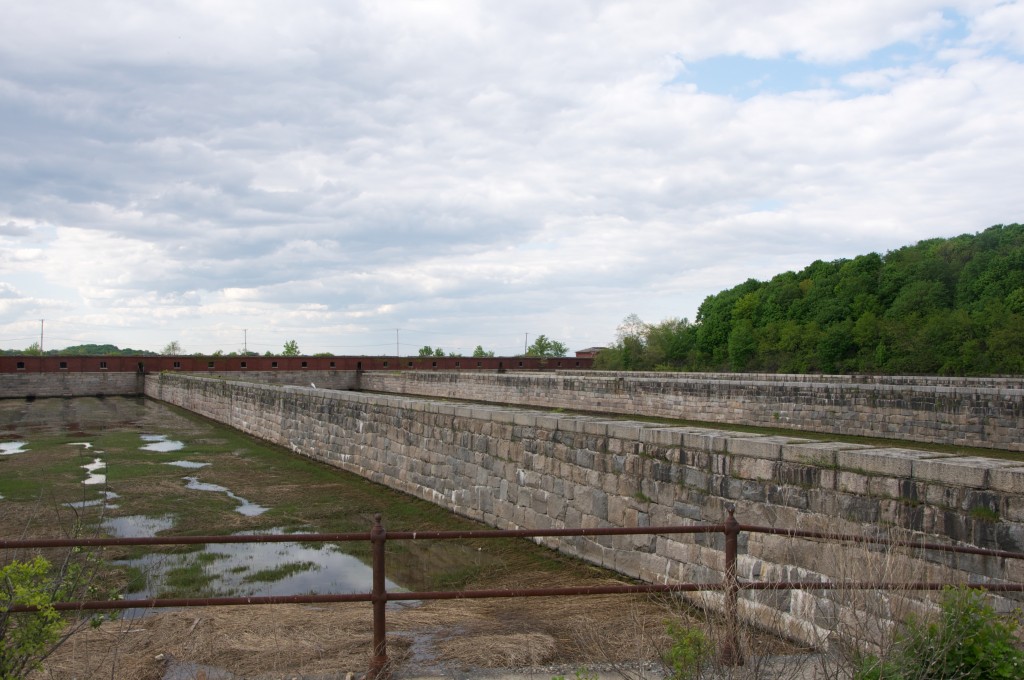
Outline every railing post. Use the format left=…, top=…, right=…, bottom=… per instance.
left=367, top=513, right=389, bottom=679
left=720, top=504, right=744, bottom=666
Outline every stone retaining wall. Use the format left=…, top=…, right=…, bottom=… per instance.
left=358, top=370, right=1024, bottom=451
left=147, top=373, right=1024, bottom=646
left=0, top=371, right=142, bottom=399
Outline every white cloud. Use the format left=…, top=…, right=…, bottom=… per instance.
left=0, top=1, right=1021, bottom=353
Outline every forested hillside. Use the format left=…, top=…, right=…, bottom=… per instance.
left=0, top=344, right=158, bottom=357
left=596, top=223, right=1024, bottom=375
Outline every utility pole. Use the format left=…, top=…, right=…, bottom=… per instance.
left=396, top=329, right=399, bottom=357
left=243, top=329, right=247, bottom=354
left=524, top=332, right=528, bottom=354
left=40, top=319, right=44, bottom=353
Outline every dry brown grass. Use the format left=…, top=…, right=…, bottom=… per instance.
left=34, top=578, right=693, bottom=678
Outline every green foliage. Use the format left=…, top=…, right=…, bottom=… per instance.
left=604, top=224, right=1024, bottom=375
left=0, top=343, right=159, bottom=357
left=524, top=334, right=569, bottom=358
left=417, top=345, right=446, bottom=357
left=969, top=506, right=1000, bottom=522
left=162, top=341, right=183, bottom=355
left=281, top=340, right=300, bottom=356
left=471, top=345, right=495, bottom=357
left=0, top=557, right=69, bottom=678
left=661, top=620, right=711, bottom=680
left=854, top=587, right=1024, bottom=680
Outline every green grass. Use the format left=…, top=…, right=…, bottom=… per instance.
left=242, top=561, right=319, bottom=584
left=160, top=563, right=218, bottom=597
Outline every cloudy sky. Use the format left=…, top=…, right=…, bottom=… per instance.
left=1, top=1, right=1022, bottom=356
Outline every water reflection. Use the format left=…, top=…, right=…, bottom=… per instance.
left=117, top=527, right=402, bottom=600
left=140, top=434, right=185, bottom=452
left=82, top=458, right=106, bottom=485
left=65, top=491, right=119, bottom=510
left=165, top=460, right=210, bottom=469
left=0, top=441, right=28, bottom=456
left=103, top=514, right=175, bottom=538
left=183, top=476, right=268, bottom=516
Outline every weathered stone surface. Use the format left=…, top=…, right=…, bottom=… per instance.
left=146, top=372, right=1024, bottom=651
left=839, top=448, right=949, bottom=477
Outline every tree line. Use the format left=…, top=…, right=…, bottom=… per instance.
left=595, top=223, right=1024, bottom=375
left=3, top=336, right=571, bottom=359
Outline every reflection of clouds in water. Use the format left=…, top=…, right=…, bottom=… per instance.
left=140, top=434, right=185, bottom=452
left=117, top=528, right=401, bottom=600
left=82, top=457, right=106, bottom=485
left=102, top=514, right=175, bottom=538
left=183, top=476, right=268, bottom=516
left=68, top=442, right=93, bottom=450
left=165, top=460, right=210, bottom=469
left=65, top=491, right=119, bottom=510
left=0, top=441, right=28, bottom=455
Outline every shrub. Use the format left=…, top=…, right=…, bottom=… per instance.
left=0, top=556, right=70, bottom=678
left=662, top=620, right=711, bottom=680
left=855, top=587, right=1024, bottom=679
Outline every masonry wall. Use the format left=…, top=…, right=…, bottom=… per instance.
left=0, top=371, right=142, bottom=399
left=207, top=370, right=359, bottom=390
left=358, top=370, right=1024, bottom=452
left=147, top=373, right=1024, bottom=646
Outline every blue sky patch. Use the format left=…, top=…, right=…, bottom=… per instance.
left=675, top=10, right=975, bottom=99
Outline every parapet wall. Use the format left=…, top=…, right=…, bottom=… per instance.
left=147, top=373, right=1024, bottom=646
left=358, top=370, right=1024, bottom=451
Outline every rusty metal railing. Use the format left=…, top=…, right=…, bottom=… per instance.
left=4, top=508, right=1024, bottom=679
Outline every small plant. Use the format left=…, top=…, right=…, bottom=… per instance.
left=969, top=505, right=1000, bottom=522
left=634, top=491, right=653, bottom=504
left=0, top=556, right=72, bottom=678
left=854, top=587, right=1024, bottom=679
left=662, top=620, right=711, bottom=680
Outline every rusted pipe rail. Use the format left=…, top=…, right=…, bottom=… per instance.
left=5, top=509, right=1024, bottom=680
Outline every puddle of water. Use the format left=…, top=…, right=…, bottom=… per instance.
left=65, top=491, right=119, bottom=509
left=68, top=441, right=94, bottom=450
left=102, top=514, right=175, bottom=538
left=82, top=457, right=106, bottom=485
left=183, top=476, right=268, bottom=516
left=119, top=527, right=402, bottom=600
left=165, top=460, right=210, bottom=469
left=140, top=434, right=185, bottom=452
left=0, top=441, right=28, bottom=455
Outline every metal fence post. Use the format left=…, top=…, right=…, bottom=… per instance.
left=367, top=513, right=389, bottom=679
left=720, top=504, right=744, bottom=666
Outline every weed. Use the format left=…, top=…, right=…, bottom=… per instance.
left=661, top=620, right=711, bottom=680
left=969, top=505, right=999, bottom=522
